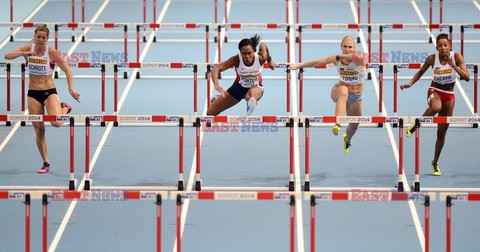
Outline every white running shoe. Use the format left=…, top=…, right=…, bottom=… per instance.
left=246, top=98, right=257, bottom=116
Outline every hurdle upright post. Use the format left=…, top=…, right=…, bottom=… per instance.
left=124, top=25, right=129, bottom=79
left=156, top=194, right=162, bottom=252
left=206, top=65, right=212, bottom=109
left=69, top=117, right=75, bottom=190
left=289, top=117, right=294, bottom=191
left=195, top=117, right=202, bottom=191
left=85, top=117, right=91, bottom=190
left=429, top=0, right=433, bottom=42
left=101, top=64, right=106, bottom=115
left=460, top=25, right=464, bottom=57
left=474, top=65, right=478, bottom=126
left=193, top=65, right=198, bottom=115
left=398, top=118, right=404, bottom=192
left=205, top=25, right=209, bottom=63
left=449, top=25, right=453, bottom=49
left=367, top=26, right=371, bottom=80
left=299, top=68, right=304, bottom=115
left=287, top=67, right=291, bottom=115
left=42, top=194, right=48, bottom=252
left=424, top=195, right=430, bottom=252
left=446, top=195, right=452, bottom=252
left=304, top=117, right=310, bottom=191
left=54, top=25, right=59, bottom=50
left=143, top=0, right=147, bottom=42
left=414, top=118, right=421, bottom=192
left=289, top=195, right=295, bottom=252
left=21, top=63, right=26, bottom=119
left=25, top=193, right=30, bottom=252
left=10, top=0, right=13, bottom=41
left=310, top=194, right=316, bottom=252
left=378, top=65, right=384, bottom=128
left=6, top=63, right=11, bottom=126
left=178, top=117, right=184, bottom=191
left=393, top=65, right=398, bottom=118
left=176, top=194, right=182, bottom=252
left=114, top=64, right=119, bottom=114
left=153, top=0, right=157, bottom=42
left=71, top=0, right=75, bottom=42
left=81, top=0, right=85, bottom=41
left=356, top=0, right=361, bottom=43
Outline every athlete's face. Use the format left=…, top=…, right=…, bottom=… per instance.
left=34, top=31, right=48, bottom=46
left=341, top=38, right=355, bottom=54
left=240, top=45, right=255, bottom=66
left=436, top=38, right=451, bottom=58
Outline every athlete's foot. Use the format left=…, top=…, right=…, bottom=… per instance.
left=332, top=124, right=341, bottom=136
left=38, top=162, right=50, bottom=174
left=246, top=98, right=257, bottom=116
left=61, top=102, right=72, bottom=114
left=431, top=162, right=442, bottom=176
left=342, top=134, right=350, bottom=154
left=406, top=123, right=416, bottom=137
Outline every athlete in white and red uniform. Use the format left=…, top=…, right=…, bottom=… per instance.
left=207, top=34, right=276, bottom=116
left=401, top=33, right=470, bottom=176
left=4, top=25, right=80, bottom=174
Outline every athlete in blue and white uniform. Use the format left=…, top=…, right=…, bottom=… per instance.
left=401, top=33, right=470, bottom=176
left=207, top=34, right=276, bottom=116
left=289, top=36, right=365, bottom=154
left=4, top=25, right=80, bottom=174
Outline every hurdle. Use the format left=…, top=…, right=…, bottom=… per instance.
left=300, top=115, right=408, bottom=191
left=191, top=115, right=296, bottom=191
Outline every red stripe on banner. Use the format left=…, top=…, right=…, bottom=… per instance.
left=262, top=116, right=277, bottom=123
left=372, top=116, right=386, bottom=123
left=0, top=191, right=8, bottom=199
left=22, top=22, right=34, bottom=27
left=314, top=64, right=327, bottom=69
left=63, top=191, right=82, bottom=199
left=78, top=62, right=91, bottom=68
left=125, top=191, right=140, bottom=200
left=257, top=192, right=274, bottom=200
left=170, top=63, right=182, bottom=68
left=267, top=24, right=278, bottom=29
left=213, top=116, right=228, bottom=122
left=129, top=62, right=141, bottom=68
left=67, top=23, right=78, bottom=28
left=43, top=115, right=56, bottom=122
left=312, top=24, right=322, bottom=29
left=150, top=23, right=160, bottom=28
left=408, top=63, right=421, bottom=69
left=198, top=192, right=214, bottom=200
left=474, top=24, right=480, bottom=29
left=391, top=192, right=409, bottom=200
left=429, top=24, right=440, bottom=29
left=347, top=24, right=358, bottom=29
left=0, top=115, right=7, bottom=121
left=332, top=192, right=349, bottom=200
left=103, top=23, right=115, bottom=28
left=392, top=24, right=403, bottom=29
left=103, top=115, right=117, bottom=122
left=323, top=116, right=337, bottom=123
left=433, top=116, right=447, bottom=124
left=185, top=23, right=196, bottom=28
left=468, top=193, right=480, bottom=201
left=230, top=24, right=241, bottom=29
left=152, top=115, right=167, bottom=122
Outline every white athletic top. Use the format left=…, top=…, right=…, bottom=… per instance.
left=26, top=44, right=55, bottom=76
left=432, top=52, right=457, bottom=85
left=335, top=60, right=365, bottom=85
left=234, top=52, right=263, bottom=88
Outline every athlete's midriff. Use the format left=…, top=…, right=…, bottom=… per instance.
left=29, top=75, right=55, bottom=90
left=338, top=81, right=363, bottom=94
left=431, top=81, right=455, bottom=92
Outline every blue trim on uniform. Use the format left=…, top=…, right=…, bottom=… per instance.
left=227, top=80, right=264, bottom=101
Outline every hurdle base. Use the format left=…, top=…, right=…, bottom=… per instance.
left=54, top=71, right=59, bottom=79
left=473, top=123, right=478, bottom=128
left=136, top=72, right=141, bottom=79
left=113, top=121, right=119, bottom=127
left=304, top=181, right=310, bottom=191
left=101, top=121, right=106, bottom=127
left=123, top=71, right=128, bottom=79
left=84, top=180, right=91, bottom=191
left=214, top=36, right=217, bottom=43
left=153, top=36, right=157, bottom=43
left=10, top=35, right=14, bottom=42
left=429, top=37, right=433, bottom=43
left=377, top=123, right=383, bottom=128
left=224, top=36, right=228, bottom=43
left=195, top=181, right=202, bottom=191
left=367, top=72, right=372, bottom=80
left=288, top=181, right=294, bottom=191
left=21, top=121, right=26, bottom=127
left=357, top=36, right=360, bottom=43
left=397, top=181, right=404, bottom=192
left=143, top=36, right=146, bottom=43
left=393, top=123, right=398, bottom=128
left=295, top=36, right=299, bottom=43
left=71, top=35, right=75, bottom=42
left=178, top=181, right=184, bottom=191
left=69, top=180, right=75, bottom=190
left=413, top=182, right=420, bottom=192
left=6, top=121, right=11, bottom=126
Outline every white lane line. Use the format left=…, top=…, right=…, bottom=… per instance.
left=350, top=1, right=425, bottom=251
left=474, top=0, right=480, bottom=11
left=48, top=1, right=171, bottom=251
left=171, top=0, right=231, bottom=251
left=287, top=0, right=305, bottom=251
left=411, top=0, right=436, bottom=45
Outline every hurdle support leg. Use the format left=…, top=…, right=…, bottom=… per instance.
left=156, top=194, right=162, bottom=252
left=194, top=117, right=202, bottom=191
left=6, top=63, right=11, bottom=126
left=25, top=193, right=31, bottom=252
left=304, top=118, right=310, bottom=191
left=178, top=117, right=184, bottom=191
left=424, top=195, right=430, bottom=252
left=84, top=117, right=91, bottom=191
left=310, top=195, right=316, bottom=252
left=289, top=195, right=295, bottom=252
left=176, top=194, right=182, bottom=252
left=42, top=194, right=48, bottom=252
left=288, top=118, right=294, bottom=192
left=397, top=118, right=404, bottom=192
left=446, top=195, right=452, bottom=252
left=69, top=117, right=76, bottom=190
left=414, top=118, right=421, bottom=192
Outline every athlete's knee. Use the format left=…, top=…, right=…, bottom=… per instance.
left=50, top=122, right=63, bottom=128
left=348, top=123, right=359, bottom=130
left=34, top=125, right=46, bottom=137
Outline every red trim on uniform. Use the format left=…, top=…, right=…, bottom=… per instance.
left=198, top=192, right=214, bottom=200
left=257, top=192, right=274, bottom=200
left=263, top=63, right=269, bottom=68
left=170, top=63, right=182, bottom=68
left=0, top=191, right=8, bottom=199
left=428, top=88, right=455, bottom=104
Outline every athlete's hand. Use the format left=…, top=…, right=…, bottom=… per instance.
left=69, top=88, right=81, bottom=102
left=268, top=60, right=276, bottom=70
left=288, top=64, right=298, bottom=70
left=400, top=83, right=412, bottom=90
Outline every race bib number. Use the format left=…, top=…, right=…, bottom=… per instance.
left=239, top=75, right=259, bottom=87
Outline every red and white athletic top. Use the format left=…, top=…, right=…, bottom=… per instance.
left=432, top=51, right=457, bottom=85
left=234, top=52, right=263, bottom=88
left=26, top=44, right=55, bottom=76
left=335, top=60, right=365, bottom=85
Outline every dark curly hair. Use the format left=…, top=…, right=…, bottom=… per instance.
left=238, top=34, right=261, bottom=52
